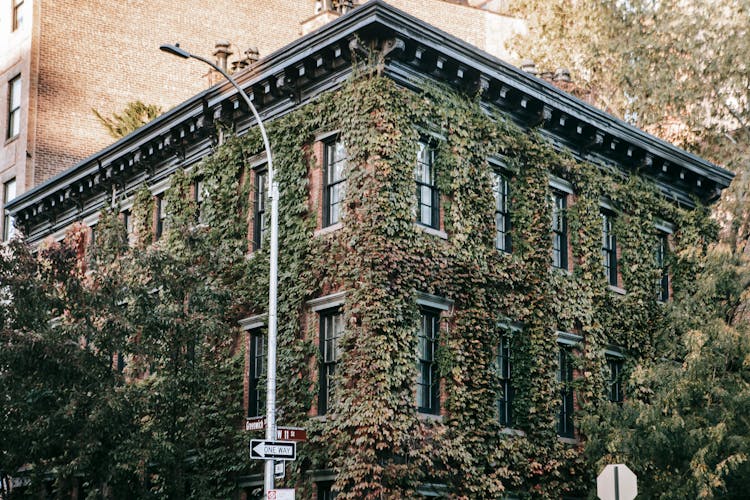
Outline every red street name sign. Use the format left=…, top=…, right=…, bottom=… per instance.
left=277, top=427, right=306, bottom=442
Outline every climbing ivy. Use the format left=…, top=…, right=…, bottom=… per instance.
left=1, top=66, right=718, bottom=498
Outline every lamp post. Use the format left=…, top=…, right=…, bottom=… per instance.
left=160, top=43, right=281, bottom=494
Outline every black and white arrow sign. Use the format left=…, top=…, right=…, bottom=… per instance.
left=249, top=439, right=296, bottom=461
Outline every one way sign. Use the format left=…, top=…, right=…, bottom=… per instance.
left=250, top=440, right=296, bottom=461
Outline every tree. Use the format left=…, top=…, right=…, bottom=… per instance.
left=93, top=101, right=163, bottom=139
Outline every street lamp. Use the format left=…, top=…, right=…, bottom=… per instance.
left=160, top=43, right=281, bottom=494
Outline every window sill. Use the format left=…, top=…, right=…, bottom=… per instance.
left=4, top=134, right=19, bottom=147
left=416, top=224, right=447, bottom=240
left=557, top=436, right=578, bottom=445
left=417, top=412, right=443, bottom=422
left=315, top=222, right=343, bottom=237
left=500, top=427, right=526, bottom=437
left=607, top=285, right=626, bottom=295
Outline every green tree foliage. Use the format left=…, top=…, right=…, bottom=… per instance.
left=93, top=101, right=163, bottom=140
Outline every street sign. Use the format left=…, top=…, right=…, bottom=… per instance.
left=268, top=489, right=294, bottom=500
left=277, top=427, right=307, bottom=442
left=597, top=464, right=637, bottom=500
left=250, top=439, right=296, bottom=461
left=246, top=416, right=266, bottom=431
left=274, top=461, right=285, bottom=479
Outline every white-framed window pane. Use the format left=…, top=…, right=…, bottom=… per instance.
left=3, top=178, right=17, bottom=241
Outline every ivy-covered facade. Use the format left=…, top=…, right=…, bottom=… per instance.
left=5, top=1, right=733, bottom=498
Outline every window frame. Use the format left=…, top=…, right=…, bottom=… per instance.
left=607, top=356, right=624, bottom=404
left=656, top=231, right=670, bottom=302
left=7, top=75, right=21, bottom=140
left=248, top=329, right=266, bottom=418
left=323, top=139, right=347, bottom=228
left=601, top=209, right=618, bottom=286
left=155, top=194, right=167, bottom=240
left=3, top=178, right=17, bottom=241
left=417, top=306, right=441, bottom=415
left=415, top=140, right=439, bottom=229
left=557, top=341, right=576, bottom=438
left=493, top=170, right=512, bottom=253
left=253, top=168, right=267, bottom=250
left=496, top=330, right=513, bottom=427
left=551, top=190, right=568, bottom=270
left=12, top=0, right=24, bottom=32
left=318, top=307, right=344, bottom=415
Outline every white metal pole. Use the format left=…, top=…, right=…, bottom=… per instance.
left=160, top=44, right=279, bottom=495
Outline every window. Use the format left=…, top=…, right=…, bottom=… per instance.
left=155, top=195, right=167, bottom=240
left=656, top=232, right=669, bottom=301
left=415, top=141, right=439, bottom=229
left=253, top=169, right=267, bottom=250
left=3, top=178, right=16, bottom=241
left=323, top=140, right=347, bottom=227
left=607, top=357, right=623, bottom=403
left=248, top=331, right=266, bottom=418
left=496, top=333, right=513, bottom=426
left=551, top=191, right=568, bottom=269
left=194, top=178, right=206, bottom=224
left=317, top=481, right=336, bottom=500
left=557, top=346, right=574, bottom=438
left=601, top=210, right=617, bottom=286
left=12, top=0, right=24, bottom=31
left=417, top=307, right=440, bottom=414
left=493, top=171, right=511, bottom=252
left=318, top=308, right=344, bottom=415
left=7, top=75, right=21, bottom=139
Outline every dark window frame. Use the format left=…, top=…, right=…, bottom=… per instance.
left=323, top=139, right=347, bottom=227
left=248, top=330, right=266, bottom=418
left=551, top=190, right=568, bottom=270
left=7, top=75, right=21, bottom=140
left=253, top=168, right=267, bottom=250
left=557, top=346, right=575, bottom=438
left=417, top=307, right=440, bottom=415
left=415, top=141, right=439, bottom=229
left=193, top=178, right=206, bottom=224
left=493, top=170, right=512, bottom=252
left=656, top=232, right=669, bottom=301
left=607, top=357, right=624, bottom=403
left=318, top=308, right=344, bottom=415
left=497, top=332, right=513, bottom=426
left=601, top=210, right=618, bottom=286
left=155, top=194, right=167, bottom=240
left=3, top=177, right=16, bottom=241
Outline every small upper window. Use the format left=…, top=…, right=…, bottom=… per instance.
left=656, top=232, right=669, bottom=301
left=551, top=191, right=568, bottom=270
left=415, top=141, right=439, bottom=229
left=493, top=171, right=511, bottom=252
left=253, top=169, right=267, bottom=250
left=3, top=178, right=17, bottom=241
left=601, top=210, right=617, bottom=286
left=194, top=178, right=207, bottom=224
left=323, top=140, right=347, bottom=227
left=7, top=75, right=21, bottom=139
left=12, top=0, right=24, bottom=32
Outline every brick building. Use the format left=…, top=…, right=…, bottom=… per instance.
left=3, top=1, right=733, bottom=497
left=0, top=0, right=524, bottom=242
